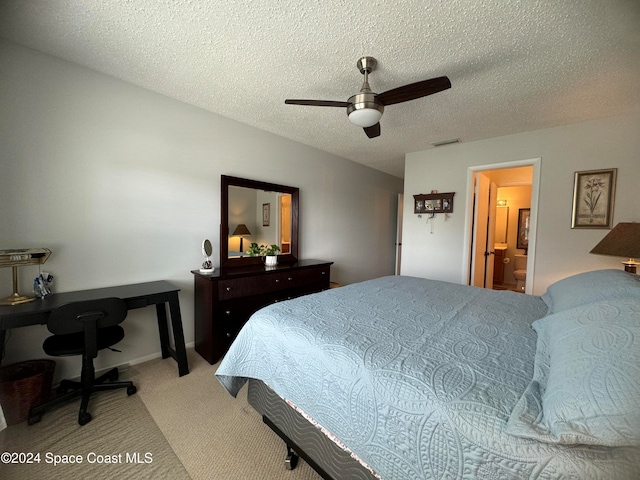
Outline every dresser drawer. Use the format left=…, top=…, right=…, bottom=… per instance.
left=270, top=265, right=330, bottom=292
left=216, top=295, right=274, bottom=345
left=218, top=276, right=264, bottom=300
left=218, top=265, right=330, bottom=300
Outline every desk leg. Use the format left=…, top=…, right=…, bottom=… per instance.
left=162, top=292, right=189, bottom=377
left=155, top=303, right=171, bottom=360
left=155, top=297, right=189, bottom=376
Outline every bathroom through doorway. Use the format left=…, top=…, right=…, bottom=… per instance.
left=467, top=159, right=539, bottom=294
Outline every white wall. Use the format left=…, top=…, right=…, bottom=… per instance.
left=402, top=113, right=640, bottom=294
left=0, top=40, right=403, bottom=379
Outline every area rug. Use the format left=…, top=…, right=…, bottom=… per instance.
left=0, top=388, right=191, bottom=480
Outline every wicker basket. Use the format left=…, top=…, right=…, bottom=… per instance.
left=0, top=360, right=55, bottom=425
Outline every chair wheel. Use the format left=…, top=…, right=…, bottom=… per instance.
left=285, top=446, right=299, bottom=470
left=78, top=412, right=92, bottom=425
left=28, top=414, right=42, bottom=426
left=127, top=385, right=137, bottom=396
left=285, top=452, right=299, bottom=470
left=109, top=370, right=119, bottom=381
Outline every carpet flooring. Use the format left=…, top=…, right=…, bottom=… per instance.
left=0, top=388, right=190, bottom=479
left=0, top=349, right=322, bottom=480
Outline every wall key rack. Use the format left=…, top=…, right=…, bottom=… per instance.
left=413, top=192, right=455, bottom=214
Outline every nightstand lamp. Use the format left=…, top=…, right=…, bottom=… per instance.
left=0, top=248, right=51, bottom=305
left=232, top=224, right=251, bottom=253
left=590, top=222, right=640, bottom=274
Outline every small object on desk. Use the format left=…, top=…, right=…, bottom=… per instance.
left=0, top=248, right=51, bottom=306
left=200, top=239, right=215, bottom=273
left=34, top=272, right=54, bottom=298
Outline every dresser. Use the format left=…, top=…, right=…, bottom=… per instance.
left=192, top=259, right=332, bottom=364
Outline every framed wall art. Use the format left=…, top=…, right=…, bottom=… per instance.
left=517, top=208, right=530, bottom=250
left=571, top=168, right=617, bottom=229
left=262, top=203, right=270, bottom=226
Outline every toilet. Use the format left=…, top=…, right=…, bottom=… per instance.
left=513, top=255, right=527, bottom=292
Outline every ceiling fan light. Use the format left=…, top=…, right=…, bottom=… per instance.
left=348, top=108, right=383, bottom=128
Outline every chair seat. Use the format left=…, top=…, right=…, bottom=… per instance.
left=43, top=325, right=125, bottom=357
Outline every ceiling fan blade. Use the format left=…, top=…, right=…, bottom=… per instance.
left=364, top=123, right=381, bottom=138
left=285, top=99, right=349, bottom=107
left=377, top=76, right=451, bottom=106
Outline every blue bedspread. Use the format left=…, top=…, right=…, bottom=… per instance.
left=216, top=275, right=640, bottom=479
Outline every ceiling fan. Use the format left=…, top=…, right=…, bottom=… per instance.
left=285, top=57, right=451, bottom=139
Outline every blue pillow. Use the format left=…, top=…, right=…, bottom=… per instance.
left=506, top=299, right=640, bottom=446
left=542, top=269, right=640, bottom=313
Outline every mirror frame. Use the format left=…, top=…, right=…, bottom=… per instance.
left=220, top=175, right=299, bottom=268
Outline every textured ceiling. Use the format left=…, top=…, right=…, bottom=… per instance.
left=1, top=1, right=639, bottom=178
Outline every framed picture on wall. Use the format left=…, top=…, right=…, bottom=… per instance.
left=571, top=168, right=617, bottom=228
left=517, top=208, right=530, bottom=250
left=262, top=203, right=270, bottom=227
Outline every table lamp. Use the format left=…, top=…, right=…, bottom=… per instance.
left=232, top=224, right=251, bottom=253
left=0, top=248, right=52, bottom=305
left=589, top=222, right=640, bottom=273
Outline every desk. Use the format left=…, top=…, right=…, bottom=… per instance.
left=0, top=281, right=189, bottom=376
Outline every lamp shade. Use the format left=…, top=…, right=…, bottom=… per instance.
left=232, top=224, right=251, bottom=236
left=590, top=222, right=640, bottom=272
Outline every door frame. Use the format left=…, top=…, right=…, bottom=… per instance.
left=462, top=158, right=541, bottom=294
left=395, top=193, right=403, bottom=275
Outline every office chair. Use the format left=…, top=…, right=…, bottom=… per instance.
left=28, top=297, right=137, bottom=426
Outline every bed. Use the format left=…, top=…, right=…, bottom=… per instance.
left=216, top=270, right=640, bottom=479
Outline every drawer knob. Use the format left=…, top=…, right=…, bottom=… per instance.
left=226, top=332, right=231, bottom=338
left=226, top=286, right=232, bottom=291
left=225, top=310, right=231, bottom=315
left=275, top=279, right=280, bottom=283
left=321, top=271, right=326, bottom=275
left=288, top=277, right=293, bottom=281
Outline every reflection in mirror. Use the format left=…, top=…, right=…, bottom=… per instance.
left=227, top=186, right=292, bottom=257
left=495, top=206, right=509, bottom=244
left=231, top=223, right=251, bottom=253
left=221, top=176, right=299, bottom=267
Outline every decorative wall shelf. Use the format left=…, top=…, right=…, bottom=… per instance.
left=413, top=192, right=455, bottom=214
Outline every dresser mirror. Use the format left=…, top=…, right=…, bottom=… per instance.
left=220, top=175, right=299, bottom=267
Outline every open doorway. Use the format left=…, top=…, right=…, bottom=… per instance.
left=466, top=159, right=540, bottom=294
left=279, top=194, right=291, bottom=254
